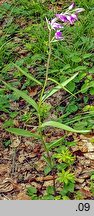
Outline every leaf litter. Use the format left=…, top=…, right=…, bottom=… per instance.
left=0, top=129, right=94, bottom=200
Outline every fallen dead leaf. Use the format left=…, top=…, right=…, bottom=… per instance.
left=18, top=155, right=26, bottom=163
left=0, top=179, right=13, bottom=193
left=78, top=135, right=94, bottom=152
left=79, top=173, right=90, bottom=179
left=34, top=160, right=46, bottom=172
left=79, top=145, right=88, bottom=153
left=0, top=164, right=10, bottom=176
left=85, top=141, right=94, bottom=152
left=0, top=0, right=7, bottom=5
left=28, top=86, right=39, bottom=97
left=27, top=152, right=36, bottom=158
left=84, top=153, right=94, bottom=160
left=22, top=175, right=57, bottom=183
left=36, top=175, right=57, bottom=182
left=30, top=182, right=42, bottom=190
left=33, top=144, right=41, bottom=153
left=80, top=188, right=92, bottom=198
left=43, top=180, right=53, bottom=187
left=13, top=120, right=20, bottom=127
left=0, top=178, right=20, bottom=194
left=75, top=166, right=83, bottom=176
left=10, top=137, right=20, bottom=148
left=15, top=192, right=31, bottom=200
left=76, top=178, right=84, bottom=184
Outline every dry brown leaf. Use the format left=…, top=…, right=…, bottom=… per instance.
left=0, top=178, right=20, bottom=194
left=0, top=0, right=6, bottom=5
left=13, top=120, right=20, bottom=127
left=34, top=160, right=46, bottom=172
left=43, top=180, right=53, bottom=187
left=36, top=175, right=57, bottom=182
left=28, top=152, right=36, bottom=158
left=0, top=179, right=14, bottom=193
left=16, top=192, right=31, bottom=200
left=84, top=153, right=94, bottom=160
left=79, top=145, right=88, bottom=153
left=79, top=173, right=91, bottom=179
left=18, top=155, right=26, bottom=163
left=11, top=137, right=20, bottom=148
left=28, top=86, right=39, bottom=97
left=0, top=164, right=10, bottom=176
left=78, top=135, right=94, bottom=152
left=75, top=178, right=85, bottom=184
left=80, top=188, right=92, bottom=198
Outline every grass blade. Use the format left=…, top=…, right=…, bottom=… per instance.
left=41, top=121, right=90, bottom=133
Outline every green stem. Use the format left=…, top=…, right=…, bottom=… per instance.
left=38, top=113, right=52, bottom=167
left=38, top=28, right=52, bottom=160
left=39, top=29, right=52, bottom=107
left=38, top=28, right=56, bottom=195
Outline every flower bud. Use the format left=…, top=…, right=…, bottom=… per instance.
left=68, top=2, right=75, bottom=10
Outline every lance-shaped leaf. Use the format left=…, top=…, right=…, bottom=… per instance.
left=41, top=121, right=90, bottom=133
left=42, top=73, right=78, bottom=101
left=6, top=128, right=40, bottom=139
left=13, top=63, right=42, bottom=86
left=2, top=81, right=38, bottom=112
left=48, top=77, right=76, bottom=98
left=46, top=137, right=64, bottom=150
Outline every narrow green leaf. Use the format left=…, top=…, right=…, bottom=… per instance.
left=42, top=73, right=78, bottom=101
left=48, top=77, right=76, bottom=98
left=6, top=128, right=40, bottom=139
left=13, top=63, right=42, bottom=86
left=2, top=81, right=38, bottom=112
left=47, top=137, right=64, bottom=150
left=83, top=53, right=92, bottom=59
left=41, top=121, right=90, bottom=133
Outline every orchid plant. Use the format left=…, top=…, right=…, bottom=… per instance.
left=39, top=3, right=85, bottom=115
left=2, top=3, right=88, bottom=197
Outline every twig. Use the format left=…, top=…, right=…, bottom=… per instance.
left=11, top=148, right=17, bottom=176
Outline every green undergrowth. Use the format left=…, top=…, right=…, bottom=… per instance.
left=0, top=0, right=94, bottom=131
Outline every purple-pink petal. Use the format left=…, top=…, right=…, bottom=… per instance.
left=71, top=14, right=78, bottom=20
left=56, top=14, right=68, bottom=22
left=66, top=14, right=78, bottom=25
left=50, top=18, right=63, bottom=30
left=55, top=31, right=63, bottom=40
left=52, top=22, right=63, bottom=30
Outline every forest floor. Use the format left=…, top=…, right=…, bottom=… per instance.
left=0, top=131, right=94, bottom=200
